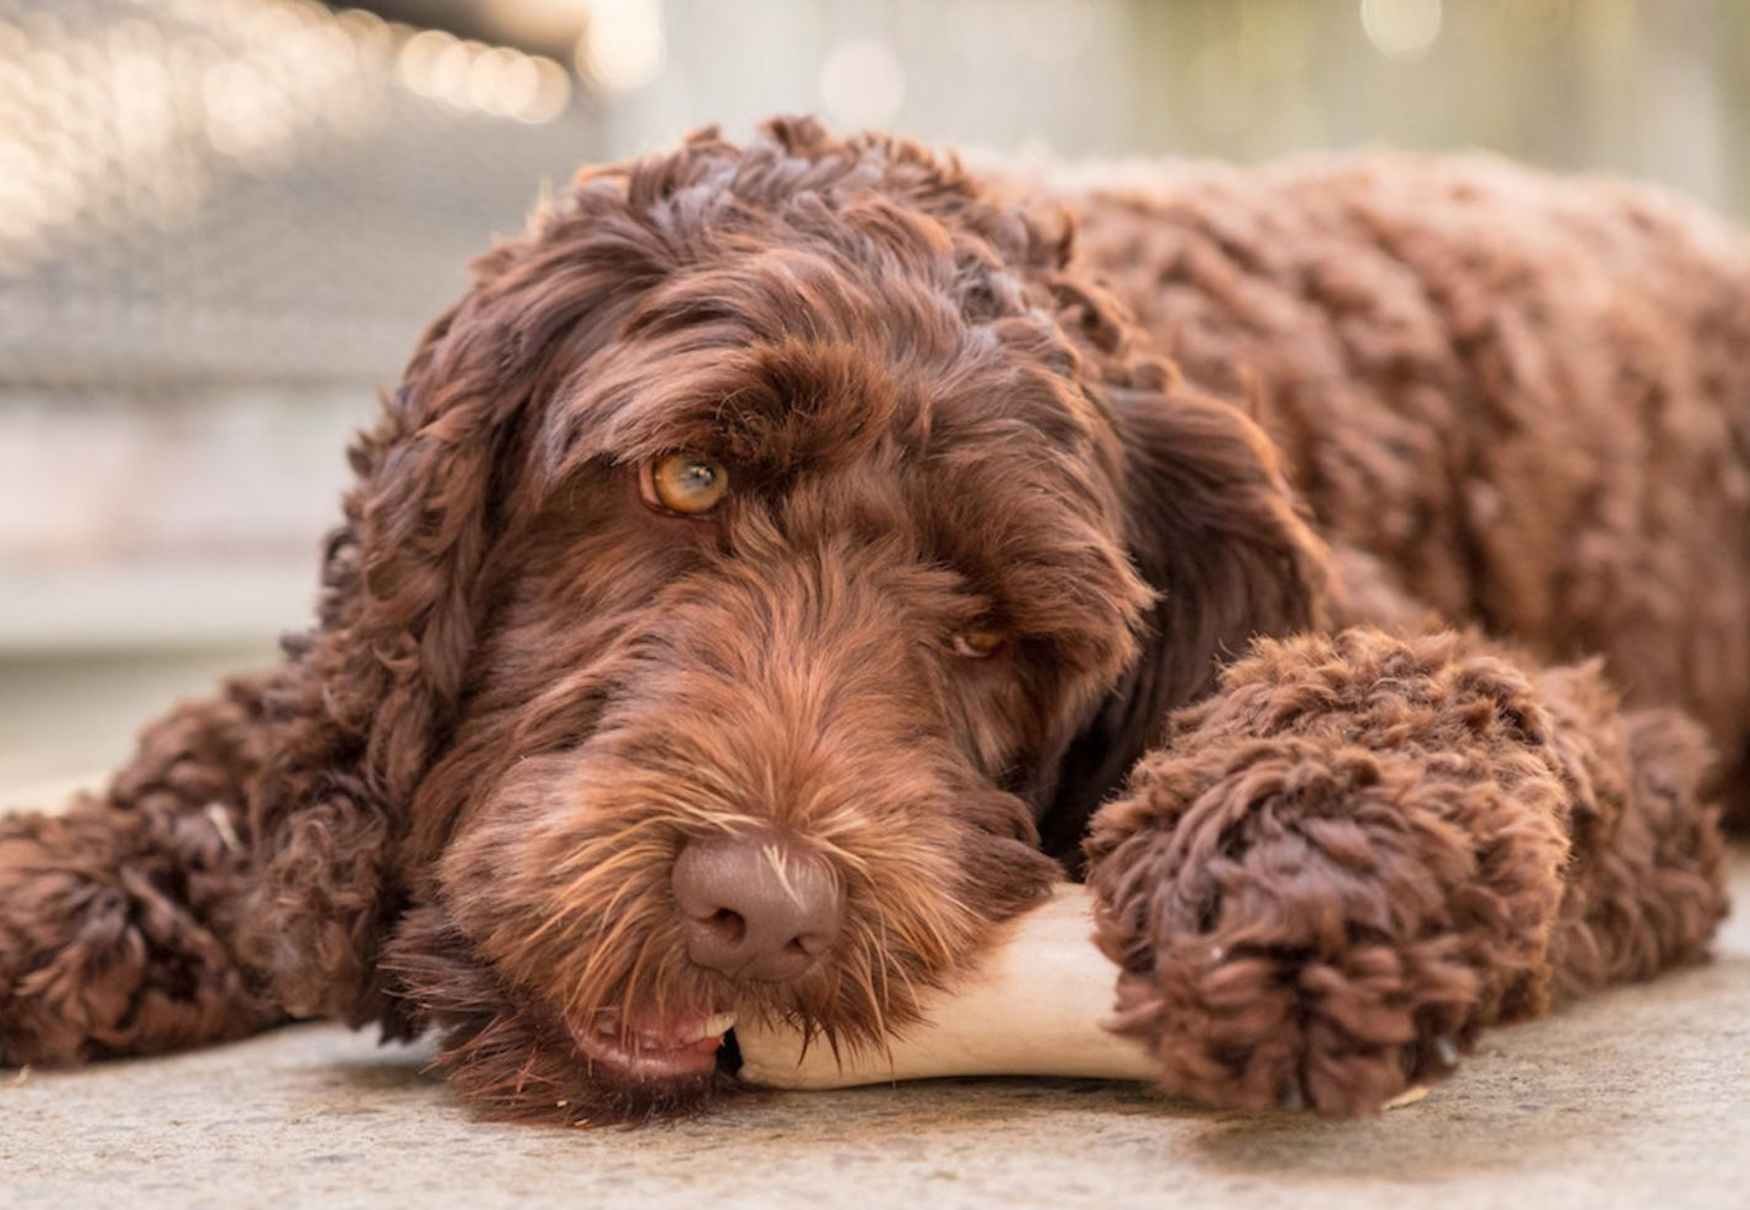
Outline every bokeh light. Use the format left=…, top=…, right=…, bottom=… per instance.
left=819, top=38, right=907, bottom=131
left=1360, top=0, right=1444, bottom=62
left=574, top=0, right=666, bottom=93
left=0, top=0, right=572, bottom=278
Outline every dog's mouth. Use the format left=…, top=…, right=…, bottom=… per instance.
left=567, top=1007, right=740, bottom=1080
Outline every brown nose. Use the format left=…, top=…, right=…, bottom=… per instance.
left=672, top=833, right=842, bottom=982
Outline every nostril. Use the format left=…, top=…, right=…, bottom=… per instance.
left=786, top=931, right=831, bottom=957
left=707, top=907, right=747, bottom=946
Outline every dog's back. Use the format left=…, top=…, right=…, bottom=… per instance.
left=1058, top=154, right=1750, bottom=810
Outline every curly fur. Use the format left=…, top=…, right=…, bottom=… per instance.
left=0, top=677, right=283, bottom=1062
left=1066, top=156, right=1750, bottom=805
left=0, top=119, right=1742, bottom=1122
left=1084, top=629, right=1725, bottom=1113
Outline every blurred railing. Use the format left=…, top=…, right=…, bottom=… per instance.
left=0, top=0, right=602, bottom=656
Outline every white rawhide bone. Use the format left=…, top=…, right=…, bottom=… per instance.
left=736, top=882, right=1432, bottom=1109
left=734, top=883, right=1156, bottom=1088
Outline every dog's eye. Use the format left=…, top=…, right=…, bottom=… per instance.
left=950, top=628, right=1007, bottom=659
left=644, top=453, right=730, bottom=516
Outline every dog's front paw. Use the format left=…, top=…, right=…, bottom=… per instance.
left=1086, top=734, right=1565, bottom=1116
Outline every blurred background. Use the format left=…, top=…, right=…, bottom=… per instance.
left=2, top=0, right=1747, bottom=800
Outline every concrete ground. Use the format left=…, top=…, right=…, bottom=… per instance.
left=3, top=850, right=1746, bottom=1210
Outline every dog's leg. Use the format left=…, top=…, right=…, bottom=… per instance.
left=0, top=677, right=285, bottom=1065
left=1083, top=627, right=1727, bottom=1116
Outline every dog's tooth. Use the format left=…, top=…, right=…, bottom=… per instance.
left=685, top=1012, right=736, bottom=1042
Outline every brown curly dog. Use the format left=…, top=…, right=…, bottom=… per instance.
left=1, top=119, right=1742, bottom=1123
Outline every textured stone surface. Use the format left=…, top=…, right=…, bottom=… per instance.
left=4, top=853, right=1746, bottom=1210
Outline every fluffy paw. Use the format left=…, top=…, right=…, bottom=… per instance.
left=1085, top=630, right=1573, bottom=1115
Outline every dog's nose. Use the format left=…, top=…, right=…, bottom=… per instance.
left=672, top=833, right=842, bottom=982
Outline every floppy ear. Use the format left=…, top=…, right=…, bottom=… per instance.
left=1112, top=374, right=1332, bottom=705
left=239, top=176, right=681, bottom=1026
left=239, top=287, right=529, bottom=1026
left=1039, top=284, right=1333, bottom=860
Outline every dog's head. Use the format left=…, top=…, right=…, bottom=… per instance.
left=242, top=119, right=1326, bottom=1121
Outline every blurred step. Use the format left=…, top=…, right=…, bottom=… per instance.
left=0, top=385, right=364, bottom=653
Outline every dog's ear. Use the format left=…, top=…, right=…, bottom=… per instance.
left=1113, top=374, right=1331, bottom=704
left=1039, top=285, right=1333, bottom=860
left=241, top=290, right=536, bottom=1026
left=240, top=181, right=678, bottom=1025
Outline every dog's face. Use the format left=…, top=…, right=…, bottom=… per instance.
left=248, top=121, right=1322, bottom=1122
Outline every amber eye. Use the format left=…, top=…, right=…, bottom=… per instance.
left=644, top=453, right=730, bottom=515
left=950, top=628, right=1007, bottom=659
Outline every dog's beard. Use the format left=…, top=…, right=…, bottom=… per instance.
left=406, top=755, right=1053, bottom=1122
left=381, top=901, right=942, bottom=1125
left=396, top=716, right=1060, bottom=1123
left=382, top=905, right=736, bottom=1123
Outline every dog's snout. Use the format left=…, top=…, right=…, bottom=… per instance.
left=672, top=833, right=842, bottom=982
